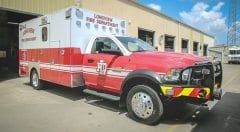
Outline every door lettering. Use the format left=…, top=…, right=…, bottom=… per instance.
left=97, top=60, right=107, bottom=75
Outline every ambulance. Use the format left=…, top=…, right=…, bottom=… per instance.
left=19, top=7, right=223, bottom=124
left=228, top=46, right=240, bottom=64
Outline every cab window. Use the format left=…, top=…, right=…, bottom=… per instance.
left=91, top=37, right=121, bottom=54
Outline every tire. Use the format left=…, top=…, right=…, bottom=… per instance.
left=30, top=70, right=43, bottom=90
left=126, top=85, right=164, bottom=125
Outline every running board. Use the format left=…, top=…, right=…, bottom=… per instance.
left=83, top=89, right=120, bottom=101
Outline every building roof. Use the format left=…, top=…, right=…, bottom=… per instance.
left=129, top=0, right=214, bottom=39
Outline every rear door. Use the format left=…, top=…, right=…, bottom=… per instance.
left=38, top=17, right=51, bottom=81
left=83, top=37, right=129, bottom=93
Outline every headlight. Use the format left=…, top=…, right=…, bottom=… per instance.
left=164, top=69, right=181, bottom=82
left=182, top=69, right=190, bottom=81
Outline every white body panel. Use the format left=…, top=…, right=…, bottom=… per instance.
left=19, top=6, right=127, bottom=87
left=19, top=6, right=126, bottom=52
left=228, top=46, right=240, bottom=62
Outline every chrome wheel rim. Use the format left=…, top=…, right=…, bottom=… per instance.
left=32, top=72, right=38, bottom=87
left=131, top=92, right=153, bottom=119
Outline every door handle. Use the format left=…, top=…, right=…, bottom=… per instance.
left=88, top=58, right=95, bottom=63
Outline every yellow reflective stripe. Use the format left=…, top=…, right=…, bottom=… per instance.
left=203, top=88, right=210, bottom=97
left=161, top=86, right=173, bottom=95
left=177, top=88, right=194, bottom=97
left=203, top=87, right=210, bottom=95
left=161, top=86, right=211, bottom=98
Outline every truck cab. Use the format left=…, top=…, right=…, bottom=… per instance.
left=81, top=34, right=223, bottom=124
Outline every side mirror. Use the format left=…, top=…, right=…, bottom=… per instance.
left=101, top=49, right=122, bottom=56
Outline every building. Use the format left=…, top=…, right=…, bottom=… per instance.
left=0, top=0, right=214, bottom=76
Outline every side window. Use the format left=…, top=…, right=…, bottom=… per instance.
left=42, top=27, right=47, bottom=41
left=91, top=37, right=120, bottom=54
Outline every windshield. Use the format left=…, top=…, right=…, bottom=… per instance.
left=116, top=37, right=155, bottom=52
left=229, top=50, right=240, bottom=55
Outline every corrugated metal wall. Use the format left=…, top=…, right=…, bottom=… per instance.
left=0, top=0, right=75, bottom=14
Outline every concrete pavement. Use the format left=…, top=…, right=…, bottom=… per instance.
left=0, top=64, right=240, bottom=132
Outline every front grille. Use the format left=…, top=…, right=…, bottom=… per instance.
left=179, top=61, right=222, bottom=100
left=180, top=61, right=222, bottom=87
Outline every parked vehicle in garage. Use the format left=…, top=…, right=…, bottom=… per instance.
left=19, top=7, right=223, bottom=124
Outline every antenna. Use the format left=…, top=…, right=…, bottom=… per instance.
left=227, top=0, right=240, bottom=46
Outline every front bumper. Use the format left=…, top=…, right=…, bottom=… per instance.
left=161, top=86, right=211, bottom=99
left=160, top=61, right=223, bottom=102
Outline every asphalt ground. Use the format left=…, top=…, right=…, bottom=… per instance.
left=0, top=64, right=240, bottom=132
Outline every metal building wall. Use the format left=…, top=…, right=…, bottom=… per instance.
left=80, top=0, right=214, bottom=55
left=0, top=0, right=215, bottom=56
left=0, top=0, right=75, bottom=15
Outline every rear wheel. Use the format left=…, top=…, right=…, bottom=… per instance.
left=126, top=85, right=164, bottom=125
left=30, top=70, right=43, bottom=90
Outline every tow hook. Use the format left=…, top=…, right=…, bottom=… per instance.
left=198, top=89, right=207, bottom=98
left=213, top=88, right=222, bottom=100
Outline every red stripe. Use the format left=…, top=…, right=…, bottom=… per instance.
left=189, top=88, right=201, bottom=97
left=24, top=47, right=83, bottom=65
left=172, top=87, right=184, bottom=97
left=40, top=68, right=71, bottom=87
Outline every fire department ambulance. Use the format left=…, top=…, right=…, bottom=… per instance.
left=19, top=7, right=223, bottom=124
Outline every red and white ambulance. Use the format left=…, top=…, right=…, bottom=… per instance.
left=19, top=7, right=223, bottom=124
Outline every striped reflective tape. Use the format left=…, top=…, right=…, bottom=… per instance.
left=161, top=86, right=210, bottom=99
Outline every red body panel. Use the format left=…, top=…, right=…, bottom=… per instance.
left=83, top=54, right=129, bottom=93
left=19, top=47, right=205, bottom=93
left=127, top=51, right=205, bottom=73
left=19, top=47, right=84, bottom=87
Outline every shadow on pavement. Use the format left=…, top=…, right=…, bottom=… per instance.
left=84, top=96, right=126, bottom=113
left=24, top=81, right=86, bottom=101
left=190, top=92, right=240, bottom=132
left=23, top=80, right=240, bottom=129
left=159, top=92, right=240, bottom=131
left=25, top=81, right=125, bottom=113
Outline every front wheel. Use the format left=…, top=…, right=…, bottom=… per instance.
left=30, top=70, right=43, bottom=90
left=126, top=85, right=164, bottom=125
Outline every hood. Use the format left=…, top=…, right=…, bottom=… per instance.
left=129, top=51, right=206, bottom=73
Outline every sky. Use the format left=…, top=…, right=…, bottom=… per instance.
left=137, top=0, right=229, bottom=44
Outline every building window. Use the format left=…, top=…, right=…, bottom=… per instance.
left=193, top=42, right=199, bottom=55
left=164, top=35, right=175, bottom=52
left=203, top=44, right=208, bottom=56
left=42, top=27, right=47, bottom=41
left=138, top=28, right=154, bottom=46
left=181, top=39, right=188, bottom=53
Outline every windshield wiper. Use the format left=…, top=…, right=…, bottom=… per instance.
left=133, top=50, right=149, bottom=52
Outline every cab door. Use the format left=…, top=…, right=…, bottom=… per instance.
left=83, top=37, right=129, bottom=93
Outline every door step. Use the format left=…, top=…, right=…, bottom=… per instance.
left=83, top=89, right=120, bottom=101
